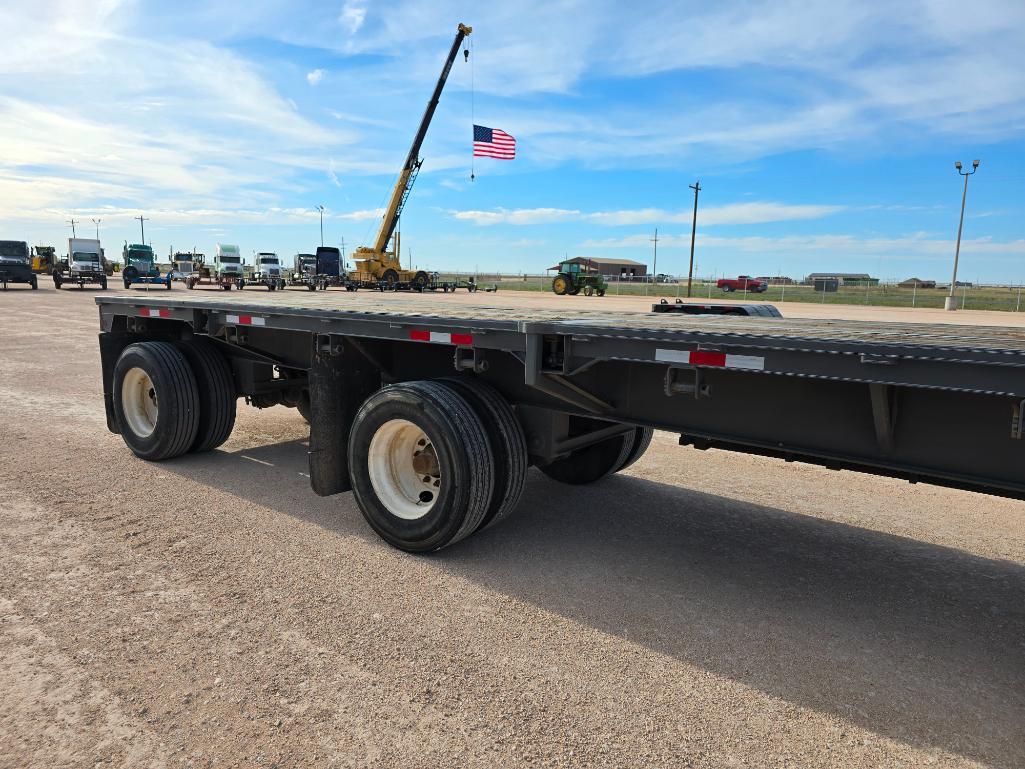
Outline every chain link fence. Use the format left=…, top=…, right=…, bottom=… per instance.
left=436, top=272, right=1025, bottom=312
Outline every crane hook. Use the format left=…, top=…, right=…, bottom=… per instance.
left=463, top=48, right=470, bottom=62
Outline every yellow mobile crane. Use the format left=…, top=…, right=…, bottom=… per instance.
left=350, top=23, right=471, bottom=290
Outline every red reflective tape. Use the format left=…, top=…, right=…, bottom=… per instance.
left=450, top=333, right=473, bottom=346
left=140, top=308, right=169, bottom=318
left=410, top=330, right=431, bottom=341
left=238, top=315, right=252, bottom=325
left=689, top=351, right=727, bottom=367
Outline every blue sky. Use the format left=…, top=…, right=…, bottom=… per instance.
left=3, top=0, right=1024, bottom=281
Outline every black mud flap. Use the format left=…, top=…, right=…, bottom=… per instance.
left=308, top=337, right=381, bottom=496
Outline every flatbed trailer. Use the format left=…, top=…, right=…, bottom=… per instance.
left=96, top=293, right=1025, bottom=551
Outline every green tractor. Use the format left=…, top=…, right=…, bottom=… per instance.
left=551, top=260, right=607, bottom=297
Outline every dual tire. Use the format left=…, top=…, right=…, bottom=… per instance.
left=113, top=340, right=237, bottom=460
left=348, top=378, right=527, bottom=552
left=538, top=425, right=653, bottom=485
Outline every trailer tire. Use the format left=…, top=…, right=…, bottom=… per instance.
left=175, top=339, right=237, bottom=452
left=538, top=429, right=633, bottom=485
left=124, top=280, right=131, bottom=289
left=113, top=342, right=200, bottom=461
left=100, top=276, right=108, bottom=290
left=617, top=427, right=654, bottom=472
left=30, top=275, right=38, bottom=290
left=441, top=377, right=527, bottom=531
left=54, top=274, right=63, bottom=289
left=348, top=381, right=494, bottom=552
left=382, top=269, right=400, bottom=286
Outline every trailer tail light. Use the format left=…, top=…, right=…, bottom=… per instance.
left=226, top=314, right=266, bottom=326
left=656, top=348, right=764, bottom=371
left=138, top=308, right=170, bottom=318
left=409, top=330, right=473, bottom=346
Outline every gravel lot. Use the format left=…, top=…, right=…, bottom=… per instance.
left=2, top=281, right=1024, bottom=768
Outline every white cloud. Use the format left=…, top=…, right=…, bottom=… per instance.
left=450, top=202, right=843, bottom=227
left=306, top=68, right=325, bottom=86
left=339, top=1, right=367, bottom=34
left=450, top=208, right=581, bottom=226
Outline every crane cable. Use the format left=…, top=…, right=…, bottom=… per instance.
left=469, top=34, right=475, bottom=182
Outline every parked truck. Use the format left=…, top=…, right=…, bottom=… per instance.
left=0, top=240, right=37, bottom=289
left=93, top=288, right=1025, bottom=554
left=54, top=238, right=107, bottom=289
left=717, top=275, right=767, bottom=293
left=288, top=253, right=319, bottom=290
left=211, top=244, right=244, bottom=290
left=122, top=243, right=172, bottom=289
left=239, top=252, right=286, bottom=291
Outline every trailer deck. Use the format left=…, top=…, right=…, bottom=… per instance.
left=95, top=292, right=1025, bottom=549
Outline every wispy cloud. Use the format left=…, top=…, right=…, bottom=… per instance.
left=306, top=68, right=325, bottom=86
left=450, top=202, right=844, bottom=227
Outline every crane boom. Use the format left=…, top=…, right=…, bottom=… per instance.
left=371, top=23, right=471, bottom=255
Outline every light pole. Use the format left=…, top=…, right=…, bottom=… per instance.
left=135, top=215, right=148, bottom=244
left=67, top=219, right=79, bottom=237
left=92, top=218, right=101, bottom=239
left=316, top=205, right=325, bottom=246
left=946, top=159, right=979, bottom=311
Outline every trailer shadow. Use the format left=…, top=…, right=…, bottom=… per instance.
left=168, top=437, right=1025, bottom=768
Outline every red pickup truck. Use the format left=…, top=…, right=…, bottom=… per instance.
left=716, top=275, right=767, bottom=293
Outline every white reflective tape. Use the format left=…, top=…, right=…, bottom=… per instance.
left=723, top=354, right=764, bottom=370
left=655, top=349, right=692, bottom=364
left=429, top=331, right=451, bottom=343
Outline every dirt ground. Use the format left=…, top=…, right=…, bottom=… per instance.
left=1, top=280, right=1024, bottom=769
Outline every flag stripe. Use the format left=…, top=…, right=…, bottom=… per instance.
left=473, top=124, right=516, bottom=160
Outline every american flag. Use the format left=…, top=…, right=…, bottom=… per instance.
left=473, top=125, right=516, bottom=160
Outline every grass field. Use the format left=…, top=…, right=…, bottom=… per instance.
left=443, top=274, right=1025, bottom=312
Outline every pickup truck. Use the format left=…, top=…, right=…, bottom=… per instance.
left=717, top=275, right=767, bottom=293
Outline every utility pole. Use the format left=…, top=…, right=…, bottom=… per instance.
left=946, top=159, right=980, bottom=310
left=92, top=218, right=101, bottom=239
left=67, top=219, right=79, bottom=237
left=687, top=180, right=701, bottom=297
left=650, top=228, right=658, bottom=295
left=316, top=205, right=325, bottom=246
left=135, top=215, right=148, bottom=244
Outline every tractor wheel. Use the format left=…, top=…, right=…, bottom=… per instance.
left=412, top=271, right=430, bottom=292
left=100, top=276, right=108, bottom=290
left=583, top=285, right=594, bottom=297
left=537, top=430, right=634, bottom=485
left=53, top=273, right=63, bottom=289
left=124, top=280, right=131, bottom=289
left=552, top=275, right=569, bottom=295
left=174, top=338, right=237, bottom=453
left=597, top=288, right=606, bottom=297
left=347, top=380, right=494, bottom=552
left=112, top=342, right=200, bottom=461
left=30, top=275, right=38, bottom=290
left=568, top=285, right=581, bottom=295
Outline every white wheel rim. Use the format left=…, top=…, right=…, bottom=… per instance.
left=367, top=419, right=441, bottom=520
left=121, top=366, right=158, bottom=438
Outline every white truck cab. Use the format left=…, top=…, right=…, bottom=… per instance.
left=255, top=252, right=282, bottom=281
left=214, top=244, right=243, bottom=279
left=69, top=238, right=104, bottom=277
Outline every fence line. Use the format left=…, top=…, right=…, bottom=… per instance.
left=435, top=272, right=1025, bottom=312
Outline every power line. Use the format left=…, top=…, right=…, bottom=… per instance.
left=67, top=219, right=79, bottom=237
